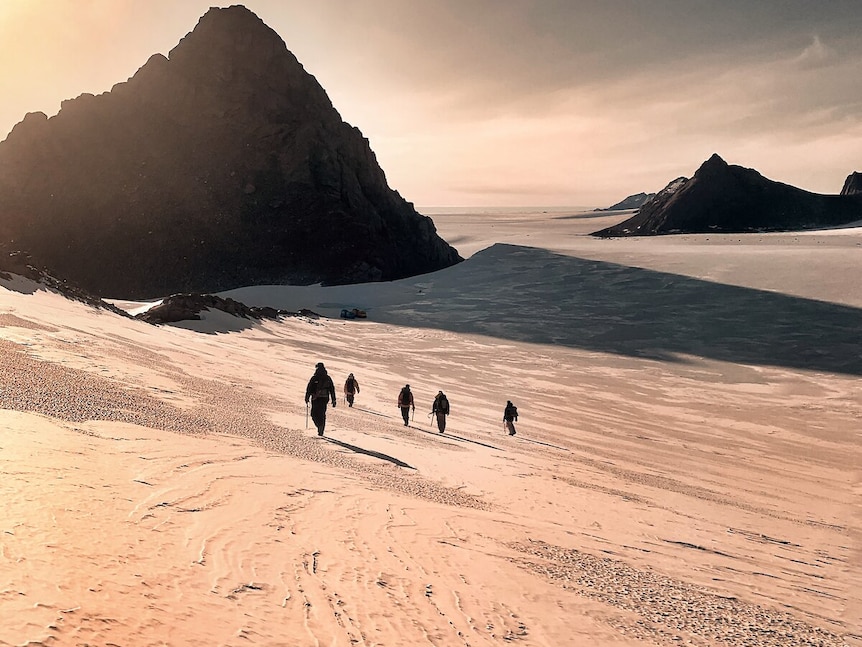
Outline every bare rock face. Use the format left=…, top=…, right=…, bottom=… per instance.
left=0, top=5, right=461, bottom=298
left=0, top=252, right=130, bottom=316
left=593, top=154, right=862, bottom=237
left=840, top=172, right=862, bottom=196
left=135, top=293, right=283, bottom=325
left=597, top=192, right=657, bottom=211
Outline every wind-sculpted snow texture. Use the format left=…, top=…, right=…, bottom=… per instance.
left=0, top=207, right=859, bottom=646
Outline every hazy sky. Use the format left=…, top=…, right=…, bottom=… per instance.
left=1, top=1, right=860, bottom=206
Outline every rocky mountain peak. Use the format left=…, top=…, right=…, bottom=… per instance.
left=695, top=153, right=728, bottom=175
left=167, top=6, right=323, bottom=100
left=171, top=4, right=286, bottom=67
left=840, top=171, right=862, bottom=196
left=592, top=155, right=862, bottom=237
left=112, top=5, right=334, bottom=128
left=0, top=5, right=461, bottom=298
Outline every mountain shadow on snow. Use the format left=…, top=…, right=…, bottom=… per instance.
left=371, top=244, right=862, bottom=377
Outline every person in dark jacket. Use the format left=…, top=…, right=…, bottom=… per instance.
left=397, top=384, right=414, bottom=426
left=431, top=391, right=450, bottom=433
left=305, top=363, right=336, bottom=436
left=344, top=373, right=360, bottom=407
left=503, top=401, right=518, bottom=436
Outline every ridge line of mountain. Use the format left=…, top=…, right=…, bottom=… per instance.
left=593, top=154, right=862, bottom=237
left=0, top=5, right=461, bottom=299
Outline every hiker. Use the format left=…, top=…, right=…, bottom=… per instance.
left=503, top=400, right=518, bottom=436
left=431, top=390, right=449, bottom=433
left=305, top=362, right=336, bottom=436
left=344, top=373, right=360, bottom=407
left=397, top=384, right=414, bottom=426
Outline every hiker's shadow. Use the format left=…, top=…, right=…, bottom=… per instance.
left=415, top=425, right=503, bottom=451
left=323, top=437, right=415, bottom=470
left=352, top=407, right=392, bottom=419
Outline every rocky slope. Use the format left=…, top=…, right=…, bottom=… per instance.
left=841, top=172, right=862, bottom=196
left=593, top=154, right=862, bottom=237
left=596, top=192, right=656, bottom=211
left=0, top=5, right=461, bottom=298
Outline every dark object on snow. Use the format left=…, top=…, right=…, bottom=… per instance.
left=503, top=401, right=518, bottom=436
left=344, top=373, right=360, bottom=407
left=340, top=308, right=367, bottom=319
left=135, top=293, right=285, bottom=325
left=593, top=154, right=862, bottom=237
left=431, top=391, right=449, bottom=433
left=398, top=385, right=414, bottom=426
left=305, top=363, right=336, bottom=436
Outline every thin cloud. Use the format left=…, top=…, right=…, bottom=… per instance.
left=793, top=34, right=837, bottom=69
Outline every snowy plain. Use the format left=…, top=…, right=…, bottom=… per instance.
left=1, top=208, right=860, bottom=646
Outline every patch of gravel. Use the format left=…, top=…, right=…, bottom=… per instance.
left=510, top=539, right=848, bottom=647
left=0, top=314, right=58, bottom=332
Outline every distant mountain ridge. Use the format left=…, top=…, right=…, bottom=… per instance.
left=596, top=192, right=657, bottom=211
left=593, top=154, right=862, bottom=237
left=0, top=5, right=461, bottom=298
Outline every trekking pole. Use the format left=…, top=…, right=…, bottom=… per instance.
left=429, top=412, right=433, bottom=427
left=306, top=402, right=309, bottom=429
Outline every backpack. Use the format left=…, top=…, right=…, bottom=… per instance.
left=399, top=388, right=411, bottom=405
left=436, top=394, right=449, bottom=412
left=314, top=377, right=330, bottom=399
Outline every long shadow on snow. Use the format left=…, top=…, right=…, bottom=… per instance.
left=374, top=244, right=862, bottom=377
left=323, top=437, right=415, bottom=470
left=413, top=423, right=504, bottom=451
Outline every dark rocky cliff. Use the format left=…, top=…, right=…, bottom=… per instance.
left=840, top=172, right=862, bottom=196
left=596, top=192, right=656, bottom=211
left=593, top=154, right=862, bottom=237
left=0, top=5, right=461, bottom=298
